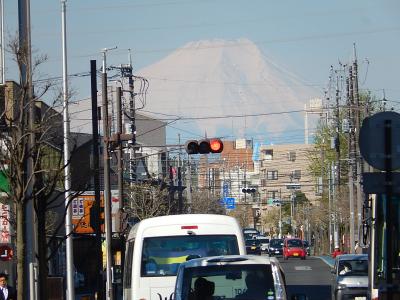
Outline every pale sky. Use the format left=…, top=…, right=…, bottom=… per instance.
left=3, top=0, right=400, bottom=143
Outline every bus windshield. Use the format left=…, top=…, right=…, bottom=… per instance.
left=141, top=235, right=239, bottom=277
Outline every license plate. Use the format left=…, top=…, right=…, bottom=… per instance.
left=293, top=253, right=299, bottom=256
left=355, top=297, right=366, bottom=300
left=251, top=246, right=256, bottom=250
left=275, top=251, right=279, bottom=254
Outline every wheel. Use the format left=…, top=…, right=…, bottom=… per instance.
left=301, top=256, right=306, bottom=260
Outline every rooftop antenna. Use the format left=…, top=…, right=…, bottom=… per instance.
left=128, top=48, right=132, bottom=67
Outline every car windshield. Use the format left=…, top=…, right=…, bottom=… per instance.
left=245, top=239, right=260, bottom=246
left=258, top=238, right=269, bottom=244
left=141, top=235, right=239, bottom=277
left=338, top=259, right=368, bottom=276
left=287, top=239, right=303, bottom=247
left=180, top=264, right=276, bottom=300
left=270, top=239, right=283, bottom=248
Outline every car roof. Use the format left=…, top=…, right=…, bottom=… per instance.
left=336, top=254, right=368, bottom=261
left=179, top=255, right=279, bottom=268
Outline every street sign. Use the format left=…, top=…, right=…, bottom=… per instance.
left=223, top=182, right=229, bottom=197
left=359, top=111, right=400, bottom=171
left=223, top=197, right=236, bottom=209
left=0, top=245, right=13, bottom=261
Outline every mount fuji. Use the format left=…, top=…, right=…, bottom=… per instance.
left=137, top=38, right=318, bottom=143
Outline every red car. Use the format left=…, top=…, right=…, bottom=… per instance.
left=283, top=238, right=306, bottom=260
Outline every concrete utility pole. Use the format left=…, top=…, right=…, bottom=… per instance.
left=18, top=0, right=38, bottom=298
left=333, top=76, right=341, bottom=249
left=90, top=59, right=104, bottom=300
left=101, top=47, right=115, bottom=300
left=352, top=44, right=363, bottom=244
left=116, top=87, right=123, bottom=231
left=347, top=68, right=356, bottom=253
left=61, top=2, right=74, bottom=300
left=186, top=154, right=192, bottom=213
left=178, top=134, right=183, bottom=213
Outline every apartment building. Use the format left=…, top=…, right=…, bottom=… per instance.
left=259, top=144, right=317, bottom=205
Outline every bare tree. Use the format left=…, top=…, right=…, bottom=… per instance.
left=227, top=204, right=252, bottom=228
left=260, top=207, right=280, bottom=236
left=124, top=183, right=170, bottom=222
left=188, top=188, right=225, bottom=214
left=0, top=36, right=83, bottom=300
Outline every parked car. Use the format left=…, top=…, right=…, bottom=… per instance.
left=268, top=238, right=284, bottom=256
left=174, top=255, right=306, bottom=300
left=302, top=240, right=311, bottom=256
left=331, top=254, right=368, bottom=300
left=256, top=236, right=270, bottom=254
left=245, top=239, right=261, bottom=255
left=283, top=238, right=306, bottom=260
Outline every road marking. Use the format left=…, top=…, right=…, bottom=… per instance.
left=294, top=266, right=312, bottom=271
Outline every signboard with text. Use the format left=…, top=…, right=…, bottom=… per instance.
left=0, top=204, right=10, bottom=243
left=72, top=191, right=120, bottom=234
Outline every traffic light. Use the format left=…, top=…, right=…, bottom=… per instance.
left=185, top=138, right=223, bottom=154
left=242, top=188, right=256, bottom=194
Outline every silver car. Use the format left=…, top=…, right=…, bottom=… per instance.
left=174, top=255, right=293, bottom=300
left=331, top=254, right=368, bottom=300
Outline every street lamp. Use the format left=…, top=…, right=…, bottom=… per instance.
left=272, top=199, right=283, bottom=238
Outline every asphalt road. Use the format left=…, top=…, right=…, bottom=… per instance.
left=277, top=256, right=333, bottom=300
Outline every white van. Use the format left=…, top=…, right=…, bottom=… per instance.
left=123, top=214, right=246, bottom=300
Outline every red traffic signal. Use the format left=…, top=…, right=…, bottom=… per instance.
left=184, top=138, right=224, bottom=154
left=209, top=139, right=224, bottom=153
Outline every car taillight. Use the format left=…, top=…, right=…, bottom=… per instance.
left=181, top=225, right=198, bottom=230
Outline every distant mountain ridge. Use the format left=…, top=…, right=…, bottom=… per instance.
left=137, top=39, right=318, bottom=143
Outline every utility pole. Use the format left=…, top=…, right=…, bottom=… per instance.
left=116, top=87, right=123, bottom=231
left=186, top=154, right=192, bottom=213
left=177, top=134, right=183, bottom=214
left=90, top=59, right=104, bottom=300
left=348, top=68, right=356, bottom=253
left=61, top=2, right=74, bottom=300
left=18, top=0, right=38, bottom=298
left=352, top=44, right=363, bottom=244
left=128, top=58, right=137, bottom=184
left=101, top=47, right=115, bottom=300
left=333, top=75, right=341, bottom=249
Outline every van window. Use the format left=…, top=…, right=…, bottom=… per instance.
left=123, top=240, right=134, bottom=288
left=141, top=235, right=239, bottom=277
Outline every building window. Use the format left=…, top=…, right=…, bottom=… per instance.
left=267, top=170, right=278, bottom=180
left=291, top=169, right=301, bottom=180
left=268, top=190, right=279, bottom=199
left=287, top=151, right=296, bottom=162
left=263, top=149, right=273, bottom=160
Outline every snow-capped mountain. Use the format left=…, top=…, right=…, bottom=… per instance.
left=136, top=38, right=318, bottom=142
